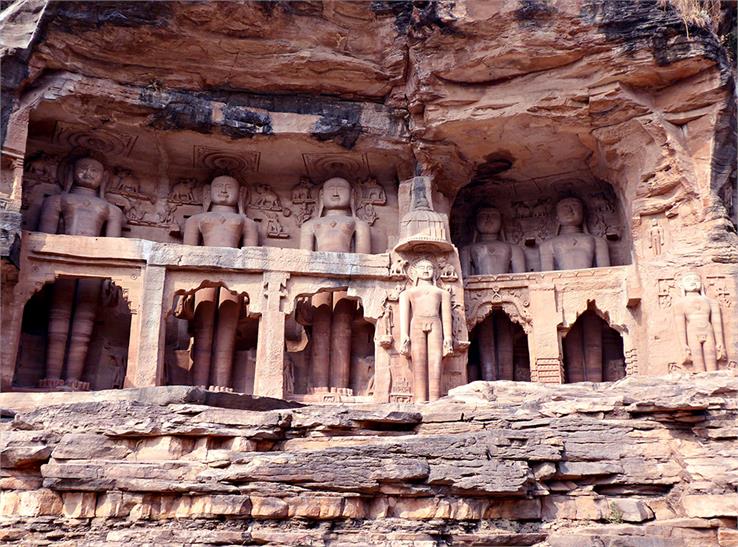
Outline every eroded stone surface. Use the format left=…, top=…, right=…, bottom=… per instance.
left=0, top=372, right=737, bottom=545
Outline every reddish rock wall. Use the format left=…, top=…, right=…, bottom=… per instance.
left=1, top=371, right=738, bottom=546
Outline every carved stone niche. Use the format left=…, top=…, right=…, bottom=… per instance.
left=12, top=276, right=131, bottom=392
left=451, top=177, right=630, bottom=272
left=286, top=291, right=376, bottom=402
left=559, top=304, right=626, bottom=383
left=165, top=282, right=258, bottom=393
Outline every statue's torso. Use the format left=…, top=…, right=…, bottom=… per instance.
left=408, top=285, right=443, bottom=318
left=551, top=233, right=596, bottom=270
left=59, top=194, right=110, bottom=236
left=198, top=212, right=246, bottom=248
left=469, top=241, right=512, bottom=275
left=681, top=294, right=714, bottom=333
left=312, top=216, right=356, bottom=253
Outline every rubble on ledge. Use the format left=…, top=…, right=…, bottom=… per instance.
left=1, top=371, right=737, bottom=546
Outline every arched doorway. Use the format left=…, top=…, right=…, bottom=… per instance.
left=468, top=309, right=530, bottom=382
left=165, top=283, right=258, bottom=392
left=562, top=309, right=625, bottom=383
left=13, top=277, right=131, bottom=391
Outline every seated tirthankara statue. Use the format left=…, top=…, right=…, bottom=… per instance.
left=180, top=175, right=258, bottom=391
left=461, top=207, right=525, bottom=276
left=399, top=259, right=453, bottom=402
left=461, top=207, right=526, bottom=381
left=539, top=197, right=610, bottom=271
left=37, top=153, right=125, bottom=390
left=300, top=177, right=371, bottom=393
left=674, top=272, right=726, bottom=372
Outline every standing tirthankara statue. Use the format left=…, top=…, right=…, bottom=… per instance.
left=37, top=154, right=126, bottom=390
left=674, top=272, right=726, bottom=372
left=180, top=175, right=259, bottom=391
left=461, top=207, right=525, bottom=276
left=461, top=207, right=525, bottom=381
left=300, top=177, right=371, bottom=394
left=539, top=197, right=610, bottom=271
left=399, top=259, right=453, bottom=402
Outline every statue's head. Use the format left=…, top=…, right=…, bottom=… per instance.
left=321, top=177, right=352, bottom=210
left=556, top=197, right=585, bottom=227
left=204, top=174, right=247, bottom=214
left=680, top=272, right=703, bottom=294
left=411, top=258, right=436, bottom=285
left=210, top=175, right=240, bottom=207
left=475, top=207, right=502, bottom=236
left=73, top=157, right=105, bottom=190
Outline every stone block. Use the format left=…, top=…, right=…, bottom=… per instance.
left=683, top=494, right=738, bottom=518
left=250, top=496, right=288, bottom=519
left=62, top=492, right=97, bottom=518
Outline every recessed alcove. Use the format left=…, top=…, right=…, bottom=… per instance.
left=561, top=307, right=626, bottom=384
left=20, top=96, right=412, bottom=253
left=286, top=291, right=375, bottom=398
left=451, top=175, right=632, bottom=272
left=467, top=309, right=530, bottom=382
left=12, top=277, right=131, bottom=391
left=165, top=282, right=258, bottom=392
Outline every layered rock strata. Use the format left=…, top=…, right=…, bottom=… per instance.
left=1, top=371, right=737, bottom=546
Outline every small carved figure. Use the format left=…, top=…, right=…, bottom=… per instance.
left=399, top=259, right=453, bottom=402
left=390, top=256, right=409, bottom=278
left=674, top=272, right=726, bottom=372
left=539, top=197, right=610, bottom=271
left=250, top=184, right=282, bottom=211
left=170, top=178, right=200, bottom=204
left=37, top=154, right=126, bottom=390
left=437, top=256, right=459, bottom=282
left=648, top=218, right=665, bottom=256
left=300, top=177, right=371, bottom=393
left=461, top=207, right=525, bottom=276
left=181, top=176, right=259, bottom=391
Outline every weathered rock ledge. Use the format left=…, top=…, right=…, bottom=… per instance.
left=1, top=371, right=738, bottom=546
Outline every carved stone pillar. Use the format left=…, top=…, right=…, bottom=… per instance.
left=254, top=271, right=289, bottom=398
left=125, top=265, right=166, bottom=387
left=528, top=283, right=564, bottom=383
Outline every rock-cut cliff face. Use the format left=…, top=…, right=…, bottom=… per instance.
left=1, top=372, right=738, bottom=546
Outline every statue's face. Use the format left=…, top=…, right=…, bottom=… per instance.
left=73, top=158, right=104, bottom=189
left=476, top=208, right=502, bottom=234
left=415, top=260, right=435, bottom=281
left=322, top=177, right=351, bottom=209
left=681, top=273, right=702, bottom=292
left=211, top=176, right=240, bottom=206
left=556, top=198, right=584, bottom=226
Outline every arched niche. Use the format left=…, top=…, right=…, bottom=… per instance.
left=164, top=281, right=258, bottom=393
left=286, top=289, right=375, bottom=398
left=450, top=177, right=631, bottom=273
left=467, top=309, right=530, bottom=383
left=560, top=305, right=626, bottom=383
left=12, top=276, right=131, bottom=391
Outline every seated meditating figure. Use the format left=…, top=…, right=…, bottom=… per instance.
left=461, top=206, right=525, bottom=276
left=180, top=175, right=258, bottom=391
left=539, top=197, right=610, bottom=271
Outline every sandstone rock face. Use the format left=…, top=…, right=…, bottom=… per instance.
left=0, top=1, right=736, bottom=543
left=0, top=372, right=737, bottom=545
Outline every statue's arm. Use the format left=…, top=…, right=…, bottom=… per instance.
left=299, top=221, right=315, bottom=250
left=441, top=289, right=453, bottom=350
left=674, top=301, right=690, bottom=360
left=595, top=238, right=611, bottom=267
left=539, top=241, right=554, bottom=271
left=710, top=298, right=726, bottom=356
left=183, top=215, right=200, bottom=246
left=399, top=290, right=411, bottom=355
left=460, top=246, right=472, bottom=277
left=354, top=220, right=371, bottom=254
left=242, top=218, right=259, bottom=247
left=37, top=195, right=61, bottom=234
left=511, top=245, right=526, bottom=273
left=105, top=205, right=125, bottom=237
